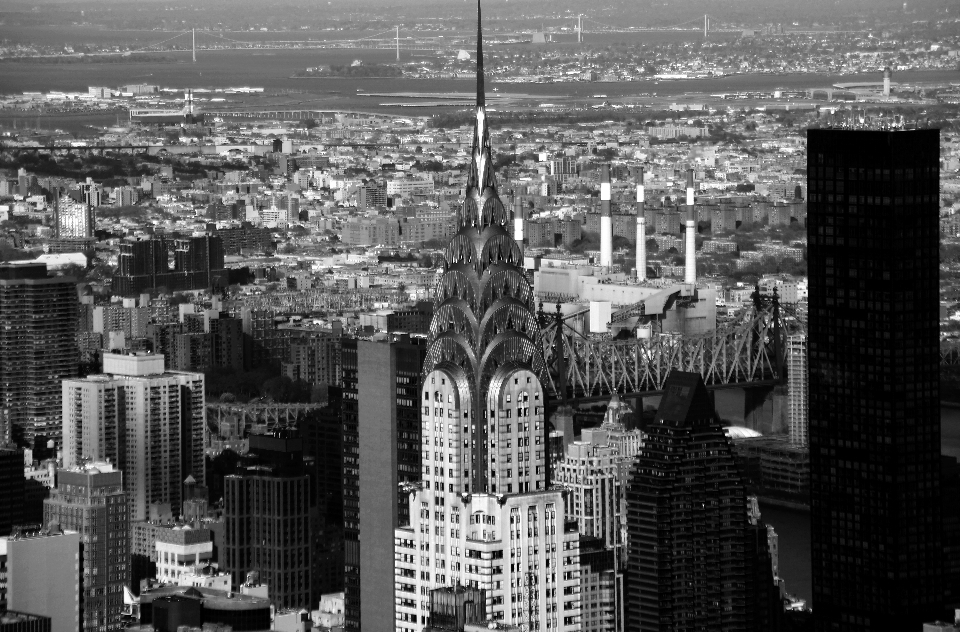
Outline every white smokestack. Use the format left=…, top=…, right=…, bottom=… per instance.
left=684, top=169, right=696, bottom=284
left=636, top=166, right=646, bottom=281
left=513, top=195, right=524, bottom=245
left=600, top=164, right=612, bottom=269
left=883, top=66, right=892, bottom=97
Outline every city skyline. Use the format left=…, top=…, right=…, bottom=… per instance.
left=3, top=1, right=960, bottom=631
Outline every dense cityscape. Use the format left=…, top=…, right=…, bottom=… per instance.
left=1, top=0, right=959, bottom=631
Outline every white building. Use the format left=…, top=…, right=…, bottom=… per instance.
left=787, top=334, right=808, bottom=447
left=61, top=353, right=206, bottom=521
left=394, top=368, right=582, bottom=632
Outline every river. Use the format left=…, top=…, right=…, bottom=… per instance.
left=1, top=47, right=958, bottom=98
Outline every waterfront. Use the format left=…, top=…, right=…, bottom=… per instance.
left=1, top=47, right=958, bottom=98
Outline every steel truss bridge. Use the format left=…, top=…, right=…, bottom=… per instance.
left=538, top=291, right=793, bottom=402
left=541, top=292, right=960, bottom=402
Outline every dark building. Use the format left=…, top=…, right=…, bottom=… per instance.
left=0, top=446, right=24, bottom=536
left=114, top=236, right=227, bottom=296
left=340, top=335, right=426, bottom=631
left=424, top=586, right=486, bottom=632
left=209, top=223, right=274, bottom=255
left=625, top=371, right=778, bottom=632
left=0, top=262, right=78, bottom=447
left=298, top=389, right=345, bottom=598
left=807, top=128, right=943, bottom=630
left=137, top=585, right=270, bottom=632
left=222, top=432, right=312, bottom=610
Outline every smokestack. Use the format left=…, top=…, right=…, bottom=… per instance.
left=636, top=167, right=646, bottom=281
left=883, top=66, right=892, bottom=97
left=513, top=194, right=524, bottom=245
left=600, top=164, right=612, bottom=269
left=684, top=169, right=696, bottom=284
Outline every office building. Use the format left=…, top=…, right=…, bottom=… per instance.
left=61, top=352, right=206, bottom=521
left=807, top=128, right=943, bottom=629
left=223, top=432, right=311, bottom=610
left=0, top=526, right=82, bottom=632
left=393, top=10, right=582, bottom=631
left=43, top=463, right=129, bottom=632
left=340, top=335, right=426, bottom=630
left=624, top=371, right=777, bottom=631
left=0, top=262, right=78, bottom=447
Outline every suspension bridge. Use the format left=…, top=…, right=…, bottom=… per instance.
left=26, top=14, right=752, bottom=63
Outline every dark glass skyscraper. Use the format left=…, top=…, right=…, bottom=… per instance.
left=807, top=128, right=943, bottom=630
left=625, top=371, right=779, bottom=632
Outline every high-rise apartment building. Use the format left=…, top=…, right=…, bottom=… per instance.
left=223, top=432, right=312, bottom=610
left=625, top=371, right=778, bottom=632
left=807, top=128, right=943, bottom=630
left=283, top=331, right=342, bottom=387
left=340, top=335, right=426, bottom=630
left=786, top=333, right=808, bottom=447
left=0, top=262, right=78, bottom=447
left=61, top=352, right=206, bottom=521
left=0, top=526, right=82, bottom=632
left=43, top=464, right=129, bottom=632
left=114, top=236, right=227, bottom=296
left=393, top=9, right=582, bottom=631
left=57, top=200, right=95, bottom=239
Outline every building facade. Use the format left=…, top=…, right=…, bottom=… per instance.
left=807, top=128, right=944, bottom=630
left=0, top=262, right=78, bottom=447
left=43, top=464, right=129, bottom=632
left=0, top=527, right=82, bottom=632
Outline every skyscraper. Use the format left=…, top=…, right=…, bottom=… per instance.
left=223, top=432, right=312, bottom=610
left=0, top=262, right=78, bottom=447
left=807, top=128, right=943, bottom=629
left=393, top=6, right=581, bottom=630
left=624, top=371, right=777, bottom=632
left=43, top=463, right=129, bottom=632
left=340, top=335, right=426, bottom=630
left=786, top=334, right=808, bottom=447
left=61, top=352, right=206, bottom=521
